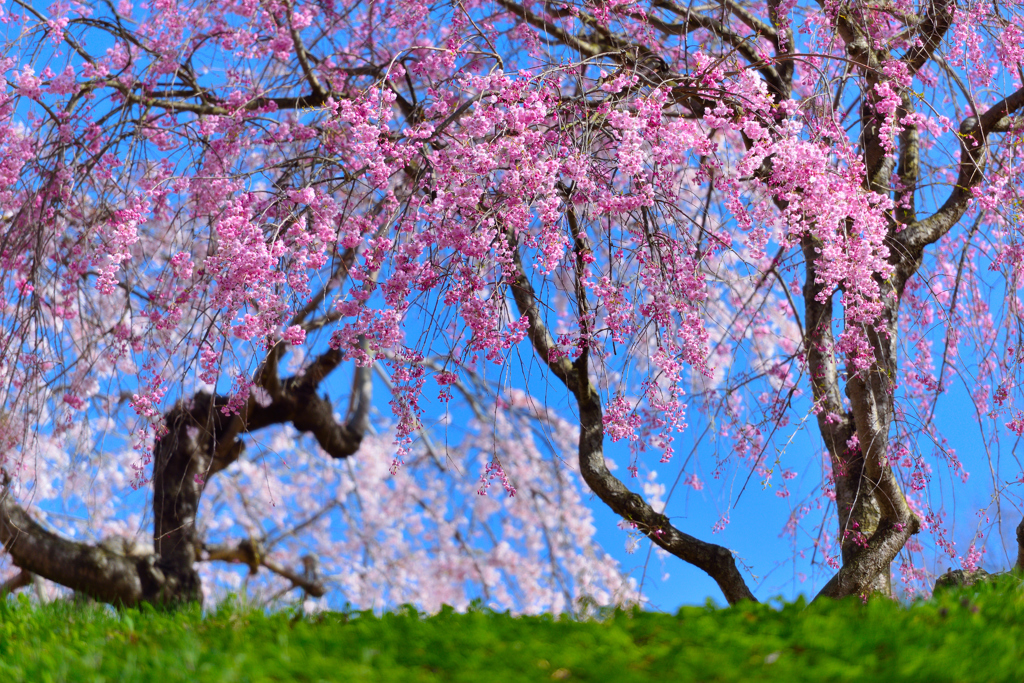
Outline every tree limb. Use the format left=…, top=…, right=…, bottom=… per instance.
left=508, top=235, right=756, bottom=605
left=900, top=86, right=1024, bottom=252
left=0, top=568, right=33, bottom=598
left=814, top=516, right=919, bottom=600
left=1, top=476, right=149, bottom=605
left=1, top=333, right=371, bottom=606
left=202, top=539, right=326, bottom=598
left=901, top=0, right=954, bottom=78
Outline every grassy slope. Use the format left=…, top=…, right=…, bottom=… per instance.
left=1, top=577, right=1023, bottom=682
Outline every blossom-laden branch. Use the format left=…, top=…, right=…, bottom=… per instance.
left=6, top=0, right=1024, bottom=613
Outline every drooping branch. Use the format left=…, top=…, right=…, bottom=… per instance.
left=505, top=0, right=791, bottom=104
left=288, top=246, right=359, bottom=330
left=508, top=248, right=579, bottom=389
left=508, top=235, right=756, bottom=606
left=571, top=349, right=757, bottom=606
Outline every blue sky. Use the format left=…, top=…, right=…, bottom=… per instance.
left=8, top=0, right=1024, bottom=614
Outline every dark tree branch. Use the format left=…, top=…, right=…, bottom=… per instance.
left=508, top=245, right=578, bottom=388
left=0, top=568, right=33, bottom=597
left=494, top=0, right=605, bottom=59
left=802, top=237, right=887, bottom=576
left=288, top=246, right=358, bottom=329
left=1, top=474, right=151, bottom=605
left=901, top=0, right=954, bottom=78
left=202, top=539, right=326, bottom=598
left=895, top=94, right=920, bottom=226
left=815, top=517, right=919, bottom=599
left=152, top=392, right=232, bottom=604
left=802, top=236, right=847, bottom=441
left=287, top=12, right=325, bottom=98
left=1, top=335, right=371, bottom=606
left=765, top=0, right=795, bottom=93
left=723, top=0, right=778, bottom=44
left=900, top=86, right=1024, bottom=252
left=118, top=84, right=339, bottom=116
left=632, top=0, right=788, bottom=98
left=509, top=234, right=755, bottom=606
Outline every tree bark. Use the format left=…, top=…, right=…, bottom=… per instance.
left=509, top=235, right=756, bottom=605
left=151, top=392, right=232, bottom=604
left=1017, top=518, right=1024, bottom=573
left=0, top=348, right=370, bottom=607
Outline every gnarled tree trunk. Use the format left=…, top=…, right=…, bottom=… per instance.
left=0, top=344, right=370, bottom=607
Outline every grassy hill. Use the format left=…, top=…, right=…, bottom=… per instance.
left=1, top=576, right=1022, bottom=682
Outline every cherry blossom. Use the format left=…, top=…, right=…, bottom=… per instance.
left=1, top=0, right=1024, bottom=612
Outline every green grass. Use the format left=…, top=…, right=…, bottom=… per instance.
left=1, top=576, right=1023, bottom=682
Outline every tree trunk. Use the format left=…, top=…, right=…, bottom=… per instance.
left=834, top=442, right=889, bottom=595
left=1, top=347, right=370, bottom=607
left=149, top=392, right=232, bottom=604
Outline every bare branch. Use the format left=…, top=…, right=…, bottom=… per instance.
left=1, top=477, right=149, bottom=605
left=509, top=237, right=756, bottom=605
left=901, top=86, right=1024, bottom=252
left=203, top=539, right=326, bottom=598
left=118, top=84, right=338, bottom=116
left=0, top=569, right=33, bottom=597
left=901, top=0, right=954, bottom=78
